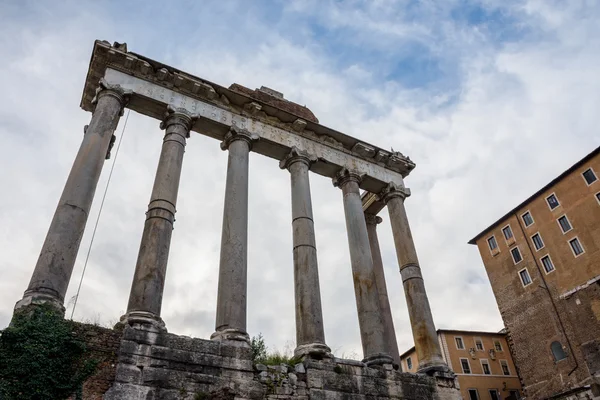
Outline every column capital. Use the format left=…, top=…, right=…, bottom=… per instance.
left=379, top=182, right=411, bottom=203
left=91, top=78, right=132, bottom=115
left=159, top=105, right=198, bottom=136
left=332, top=168, right=363, bottom=188
left=364, top=213, right=383, bottom=226
left=279, top=146, right=317, bottom=170
left=220, top=126, right=259, bottom=151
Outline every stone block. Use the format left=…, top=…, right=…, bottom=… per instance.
left=256, top=364, right=268, bottom=371
left=113, top=363, right=143, bottom=384
left=103, top=382, right=157, bottom=399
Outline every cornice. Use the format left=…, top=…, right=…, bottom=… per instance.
left=81, top=40, right=416, bottom=178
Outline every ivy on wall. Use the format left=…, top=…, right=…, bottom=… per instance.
left=0, top=304, right=97, bottom=400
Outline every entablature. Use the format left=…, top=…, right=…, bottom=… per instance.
left=81, top=40, right=416, bottom=193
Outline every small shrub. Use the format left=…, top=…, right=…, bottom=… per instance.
left=0, top=304, right=98, bottom=399
left=251, top=333, right=268, bottom=363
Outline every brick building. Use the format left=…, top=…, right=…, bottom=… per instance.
left=400, top=330, right=523, bottom=400
left=469, top=146, right=600, bottom=399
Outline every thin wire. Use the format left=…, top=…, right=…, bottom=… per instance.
left=70, top=109, right=131, bottom=320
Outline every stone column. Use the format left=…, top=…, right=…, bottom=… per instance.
left=333, top=168, right=393, bottom=366
left=123, top=106, right=197, bottom=332
left=212, top=127, right=258, bottom=344
left=380, top=183, right=448, bottom=373
left=364, top=213, right=401, bottom=366
left=280, top=147, right=331, bottom=359
left=16, top=78, right=130, bottom=313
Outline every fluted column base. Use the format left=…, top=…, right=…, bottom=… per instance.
left=363, top=353, right=394, bottom=367
left=294, top=343, right=333, bottom=360
left=418, top=361, right=453, bottom=376
left=210, top=328, right=250, bottom=347
left=119, top=311, right=167, bottom=333
left=14, top=289, right=65, bottom=314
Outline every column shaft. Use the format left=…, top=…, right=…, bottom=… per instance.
left=125, top=107, right=196, bottom=331
left=17, top=79, right=129, bottom=312
left=280, top=148, right=331, bottom=358
left=365, top=214, right=401, bottom=366
left=212, top=128, right=257, bottom=343
left=382, top=183, right=447, bottom=373
left=333, top=169, right=393, bottom=366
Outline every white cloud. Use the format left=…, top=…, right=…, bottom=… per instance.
left=0, top=0, right=598, bottom=359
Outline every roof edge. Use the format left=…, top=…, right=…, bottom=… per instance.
left=468, top=145, right=600, bottom=245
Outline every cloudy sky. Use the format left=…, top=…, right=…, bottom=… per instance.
left=1, top=0, right=599, bottom=358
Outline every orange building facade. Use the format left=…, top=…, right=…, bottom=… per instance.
left=401, top=330, right=522, bottom=399
left=469, top=147, right=600, bottom=399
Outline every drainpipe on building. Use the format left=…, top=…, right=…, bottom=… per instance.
left=514, top=214, right=579, bottom=378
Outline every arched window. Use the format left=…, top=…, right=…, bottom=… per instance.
left=551, top=341, right=567, bottom=361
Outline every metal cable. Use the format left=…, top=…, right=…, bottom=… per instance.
left=70, top=109, right=131, bottom=319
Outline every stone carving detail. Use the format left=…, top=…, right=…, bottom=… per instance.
left=489, top=349, right=496, bottom=360
left=292, top=118, right=307, bottom=132
left=332, top=168, right=363, bottom=187
left=156, top=68, right=169, bottom=81
left=279, top=146, right=317, bottom=170
left=243, top=102, right=262, bottom=115
left=379, top=182, right=411, bottom=203
left=321, top=135, right=344, bottom=149
left=364, top=213, right=382, bottom=226
left=192, top=81, right=218, bottom=100
left=221, top=126, right=259, bottom=151
left=159, top=105, right=199, bottom=137
left=469, top=348, right=476, bottom=359
left=352, top=143, right=376, bottom=158
left=91, top=78, right=132, bottom=115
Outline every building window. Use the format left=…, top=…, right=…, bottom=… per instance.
left=569, top=237, right=585, bottom=257
left=502, top=225, right=513, bottom=241
left=541, top=255, right=555, bottom=273
left=489, top=389, right=501, bottom=400
left=455, top=336, right=465, bottom=350
left=551, top=341, right=567, bottom=361
left=474, top=338, right=484, bottom=351
left=511, top=247, right=523, bottom=264
left=467, top=389, right=479, bottom=400
left=509, top=390, right=520, bottom=399
left=522, top=211, right=534, bottom=227
left=493, top=339, right=503, bottom=352
left=519, top=269, right=532, bottom=286
left=558, top=215, right=572, bottom=233
left=460, top=358, right=471, bottom=374
left=583, top=168, right=598, bottom=185
left=406, top=357, right=412, bottom=370
left=531, top=233, right=544, bottom=251
left=487, top=235, right=498, bottom=251
left=500, top=360, right=511, bottom=375
left=481, top=359, right=491, bottom=375
left=596, top=192, right=600, bottom=205
left=546, top=193, right=560, bottom=210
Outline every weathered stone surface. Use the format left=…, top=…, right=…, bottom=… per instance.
left=365, top=213, right=401, bottom=367
left=381, top=183, right=447, bottom=373
left=17, top=81, right=128, bottom=312
left=101, top=326, right=460, bottom=399
left=124, top=107, right=197, bottom=332
left=281, top=148, right=330, bottom=358
left=333, top=169, right=392, bottom=366
left=213, top=128, right=258, bottom=344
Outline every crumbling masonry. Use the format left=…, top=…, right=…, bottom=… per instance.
left=14, top=40, right=461, bottom=399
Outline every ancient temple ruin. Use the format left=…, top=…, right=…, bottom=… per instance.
left=14, top=40, right=461, bottom=399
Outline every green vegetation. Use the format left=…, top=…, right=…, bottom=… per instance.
left=0, top=304, right=98, bottom=400
left=250, top=333, right=301, bottom=366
